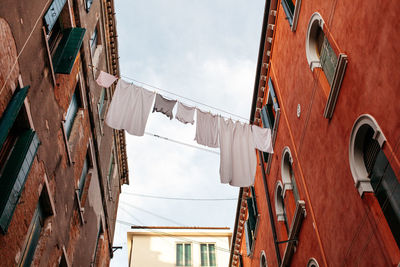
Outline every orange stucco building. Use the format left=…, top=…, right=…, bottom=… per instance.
left=230, top=0, right=400, bottom=266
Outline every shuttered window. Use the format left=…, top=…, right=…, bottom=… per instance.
left=281, top=0, right=295, bottom=25
left=370, top=150, right=400, bottom=248
left=78, top=155, right=89, bottom=198
left=244, top=220, right=252, bottom=256
left=0, top=86, right=41, bottom=234
left=44, top=0, right=67, bottom=33
left=90, top=27, right=98, bottom=56
left=64, top=89, right=79, bottom=138
left=86, top=0, right=94, bottom=12
left=200, top=244, right=216, bottom=266
left=261, top=78, right=280, bottom=162
left=320, top=36, right=338, bottom=86
left=98, top=88, right=106, bottom=119
left=52, top=28, right=86, bottom=74
left=19, top=204, right=44, bottom=267
left=176, top=243, right=192, bottom=266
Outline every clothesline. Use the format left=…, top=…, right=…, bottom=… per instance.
left=89, top=65, right=250, bottom=122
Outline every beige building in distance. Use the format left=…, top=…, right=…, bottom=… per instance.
left=127, top=226, right=232, bottom=267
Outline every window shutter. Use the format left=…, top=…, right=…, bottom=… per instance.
left=78, top=156, right=89, bottom=198
left=247, top=197, right=256, bottom=232
left=52, top=28, right=86, bottom=74
left=320, top=37, right=338, bottom=86
left=208, top=244, right=216, bottom=266
left=176, top=244, right=183, bottom=266
left=251, top=186, right=258, bottom=216
left=44, top=0, right=67, bottom=33
left=281, top=0, right=295, bottom=25
left=0, top=130, right=40, bottom=233
left=0, top=86, right=29, bottom=150
left=184, top=244, right=191, bottom=266
left=200, top=244, right=208, bottom=266
left=268, top=78, right=279, bottom=111
left=244, top=220, right=252, bottom=255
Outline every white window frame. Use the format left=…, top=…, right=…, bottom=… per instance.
left=349, top=114, right=386, bottom=196
left=200, top=243, right=217, bottom=267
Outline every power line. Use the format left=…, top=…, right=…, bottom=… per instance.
left=122, top=192, right=237, bottom=201
left=89, top=65, right=250, bottom=122
left=120, top=201, right=184, bottom=226
left=116, top=218, right=231, bottom=253
left=144, top=131, right=219, bottom=155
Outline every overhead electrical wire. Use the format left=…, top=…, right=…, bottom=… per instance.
left=122, top=192, right=237, bottom=201
left=116, top=218, right=231, bottom=253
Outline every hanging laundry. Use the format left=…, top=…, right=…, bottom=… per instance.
left=251, top=125, right=274, bottom=153
left=230, top=122, right=257, bottom=187
left=105, top=79, right=155, bottom=136
left=175, top=102, right=195, bottom=124
left=219, top=117, right=234, bottom=183
left=95, top=70, right=118, bottom=88
left=152, top=93, right=177, bottom=120
left=194, top=109, right=219, bottom=148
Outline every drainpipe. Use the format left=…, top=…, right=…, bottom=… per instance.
left=258, top=150, right=281, bottom=266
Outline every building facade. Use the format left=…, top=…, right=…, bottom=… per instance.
left=0, top=0, right=128, bottom=266
left=128, top=226, right=232, bottom=267
left=230, top=0, right=400, bottom=266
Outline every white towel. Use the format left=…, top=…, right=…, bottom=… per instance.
left=230, top=122, right=257, bottom=187
left=175, top=102, right=195, bottom=124
left=105, top=79, right=155, bottom=136
left=95, top=71, right=118, bottom=88
left=251, top=125, right=274, bottom=153
left=219, top=117, right=235, bottom=183
left=194, top=109, right=219, bottom=148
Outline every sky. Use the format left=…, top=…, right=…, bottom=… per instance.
left=110, top=1, right=265, bottom=266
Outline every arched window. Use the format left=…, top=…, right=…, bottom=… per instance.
left=307, top=258, right=319, bottom=267
left=275, top=182, right=289, bottom=234
left=281, top=147, right=300, bottom=201
left=349, top=114, right=400, bottom=248
left=305, top=12, right=337, bottom=86
left=260, top=250, right=267, bottom=267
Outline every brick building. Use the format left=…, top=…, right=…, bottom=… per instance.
left=230, top=0, right=400, bottom=266
left=0, top=0, right=128, bottom=266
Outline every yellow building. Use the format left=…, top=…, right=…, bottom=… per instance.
left=128, top=226, right=232, bottom=267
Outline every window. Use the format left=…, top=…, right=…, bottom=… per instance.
left=261, top=78, right=280, bottom=164
left=275, top=182, right=289, bottom=235
left=91, top=221, right=104, bottom=266
left=86, top=0, right=94, bottom=12
left=97, top=88, right=107, bottom=126
left=200, top=244, right=216, bottom=266
left=90, top=26, right=99, bottom=56
left=306, top=12, right=348, bottom=119
left=176, top=243, right=192, bottom=266
left=349, top=115, right=400, bottom=248
left=245, top=186, right=259, bottom=256
left=281, top=147, right=299, bottom=201
left=64, top=85, right=82, bottom=139
left=281, top=0, right=301, bottom=31
left=44, top=0, right=86, bottom=75
left=307, top=258, right=319, bottom=267
left=0, top=86, right=40, bottom=234
left=260, top=250, right=267, bottom=267
left=107, top=151, right=115, bottom=199
left=78, top=153, right=90, bottom=199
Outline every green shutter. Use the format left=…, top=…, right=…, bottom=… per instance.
left=268, top=78, right=279, bottom=111
left=251, top=186, right=258, bottom=216
left=176, top=244, right=183, bottom=266
left=320, top=37, right=338, bottom=86
left=0, top=86, right=29, bottom=150
left=0, top=130, right=40, bottom=233
left=78, top=156, right=89, bottom=198
left=200, top=244, right=208, bottom=266
left=184, top=244, right=191, bottom=266
left=20, top=204, right=44, bottom=267
left=244, top=220, right=252, bottom=256
left=44, top=0, right=67, bottom=33
left=208, top=244, right=216, bottom=267
left=281, top=0, right=295, bottom=25
left=247, top=197, right=256, bottom=232
left=52, top=28, right=86, bottom=74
